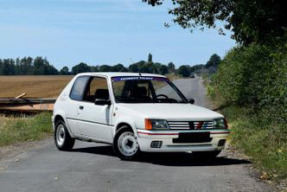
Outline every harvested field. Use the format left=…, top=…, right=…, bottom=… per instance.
left=0, top=76, right=73, bottom=98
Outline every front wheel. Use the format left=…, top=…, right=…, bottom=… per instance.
left=113, top=126, right=140, bottom=160
left=54, top=120, right=75, bottom=151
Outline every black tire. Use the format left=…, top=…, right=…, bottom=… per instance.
left=113, top=126, right=140, bottom=160
left=54, top=120, right=75, bottom=151
left=192, top=151, right=221, bottom=160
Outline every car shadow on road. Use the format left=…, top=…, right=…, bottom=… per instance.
left=136, top=153, right=250, bottom=167
left=72, top=145, right=250, bottom=167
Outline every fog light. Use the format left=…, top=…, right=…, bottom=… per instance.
left=150, top=141, right=162, bottom=148
left=218, top=139, right=226, bottom=147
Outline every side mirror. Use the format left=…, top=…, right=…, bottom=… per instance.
left=189, top=98, right=195, bottom=104
left=95, top=98, right=111, bottom=105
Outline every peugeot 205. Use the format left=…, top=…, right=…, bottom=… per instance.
left=52, top=72, right=229, bottom=160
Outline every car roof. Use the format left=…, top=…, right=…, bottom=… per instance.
left=75, top=72, right=166, bottom=78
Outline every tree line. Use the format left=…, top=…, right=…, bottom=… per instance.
left=0, top=53, right=220, bottom=77
left=0, top=57, right=58, bottom=75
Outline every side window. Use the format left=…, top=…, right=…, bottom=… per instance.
left=83, top=77, right=109, bottom=102
left=70, top=76, right=89, bottom=101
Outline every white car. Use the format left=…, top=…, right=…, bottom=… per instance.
left=52, top=72, right=229, bottom=160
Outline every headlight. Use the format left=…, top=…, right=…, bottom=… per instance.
left=145, top=119, right=169, bottom=130
left=213, top=118, right=228, bottom=129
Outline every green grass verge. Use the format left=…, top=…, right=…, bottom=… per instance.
left=220, top=105, right=287, bottom=180
left=0, top=113, right=53, bottom=147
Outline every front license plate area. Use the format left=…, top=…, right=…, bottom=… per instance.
left=173, top=132, right=212, bottom=143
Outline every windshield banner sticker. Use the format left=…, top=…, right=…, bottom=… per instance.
left=112, top=76, right=168, bottom=82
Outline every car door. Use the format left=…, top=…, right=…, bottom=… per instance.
left=77, top=76, right=113, bottom=143
left=66, top=76, right=90, bottom=136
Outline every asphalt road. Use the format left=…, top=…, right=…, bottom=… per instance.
left=173, top=77, right=210, bottom=108
left=0, top=77, right=273, bottom=192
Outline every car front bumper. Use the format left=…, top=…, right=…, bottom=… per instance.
left=137, top=129, right=230, bottom=152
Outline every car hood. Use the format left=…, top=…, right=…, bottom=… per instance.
left=117, top=103, right=223, bottom=121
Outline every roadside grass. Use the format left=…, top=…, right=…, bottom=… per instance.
left=219, top=105, right=287, bottom=180
left=0, top=113, right=53, bottom=147
left=205, top=79, right=287, bottom=180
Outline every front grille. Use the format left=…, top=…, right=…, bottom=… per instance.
left=168, top=121, right=213, bottom=130
left=167, top=121, right=190, bottom=129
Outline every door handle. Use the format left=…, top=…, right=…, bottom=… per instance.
left=79, top=106, right=84, bottom=110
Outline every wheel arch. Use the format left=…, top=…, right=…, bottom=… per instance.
left=113, top=119, right=137, bottom=138
left=54, top=115, right=64, bottom=125
left=116, top=123, right=133, bottom=132
left=53, top=111, right=75, bottom=138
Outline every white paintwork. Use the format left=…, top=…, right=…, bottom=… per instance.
left=53, top=72, right=229, bottom=153
left=77, top=101, right=113, bottom=142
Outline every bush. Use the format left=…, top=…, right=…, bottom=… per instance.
left=178, top=65, right=191, bottom=77
left=210, top=43, right=287, bottom=123
left=208, top=42, right=287, bottom=180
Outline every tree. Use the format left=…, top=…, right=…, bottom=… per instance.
left=111, top=64, right=128, bottom=72
left=147, top=53, right=153, bottom=63
left=206, top=54, right=221, bottom=69
left=0, top=59, right=2, bottom=75
left=129, top=60, right=147, bottom=73
left=43, top=58, right=58, bottom=75
left=159, top=65, right=169, bottom=75
left=14, top=58, right=21, bottom=75
left=0, top=59, right=15, bottom=75
left=72, top=63, right=91, bottom=74
left=190, top=64, right=204, bottom=74
left=178, top=65, right=191, bottom=77
left=167, top=62, right=175, bottom=73
left=60, top=66, right=70, bottom=75
left=33, top=57, right=45, bottom=75
left=26, top=57, right=33, bottom=74
left=90, top=66, right=100, bottom=72
left=146, top=62, right=158, bottom=73
left=99, top=65, right=112, bottom=72
left=142, top=0, right=287, bottom=45
left=129, top=63, right=140, bottom=72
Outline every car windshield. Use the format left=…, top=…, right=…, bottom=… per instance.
left=112, top=76, right=188, bottom=103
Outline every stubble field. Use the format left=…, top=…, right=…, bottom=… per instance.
left=0, top=76, right=73, bottom=98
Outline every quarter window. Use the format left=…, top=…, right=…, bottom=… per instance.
left=70, top=76, right=89, bottom=101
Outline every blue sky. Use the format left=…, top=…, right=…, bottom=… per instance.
left=0, top=0, right=236, bottom=70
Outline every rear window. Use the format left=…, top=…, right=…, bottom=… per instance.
left=70, top=76, right=89, bottom=101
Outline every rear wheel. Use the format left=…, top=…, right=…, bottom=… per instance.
left=54, top=120, right=75, bottom=151
left=113, top=126, right=140, bottom=160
